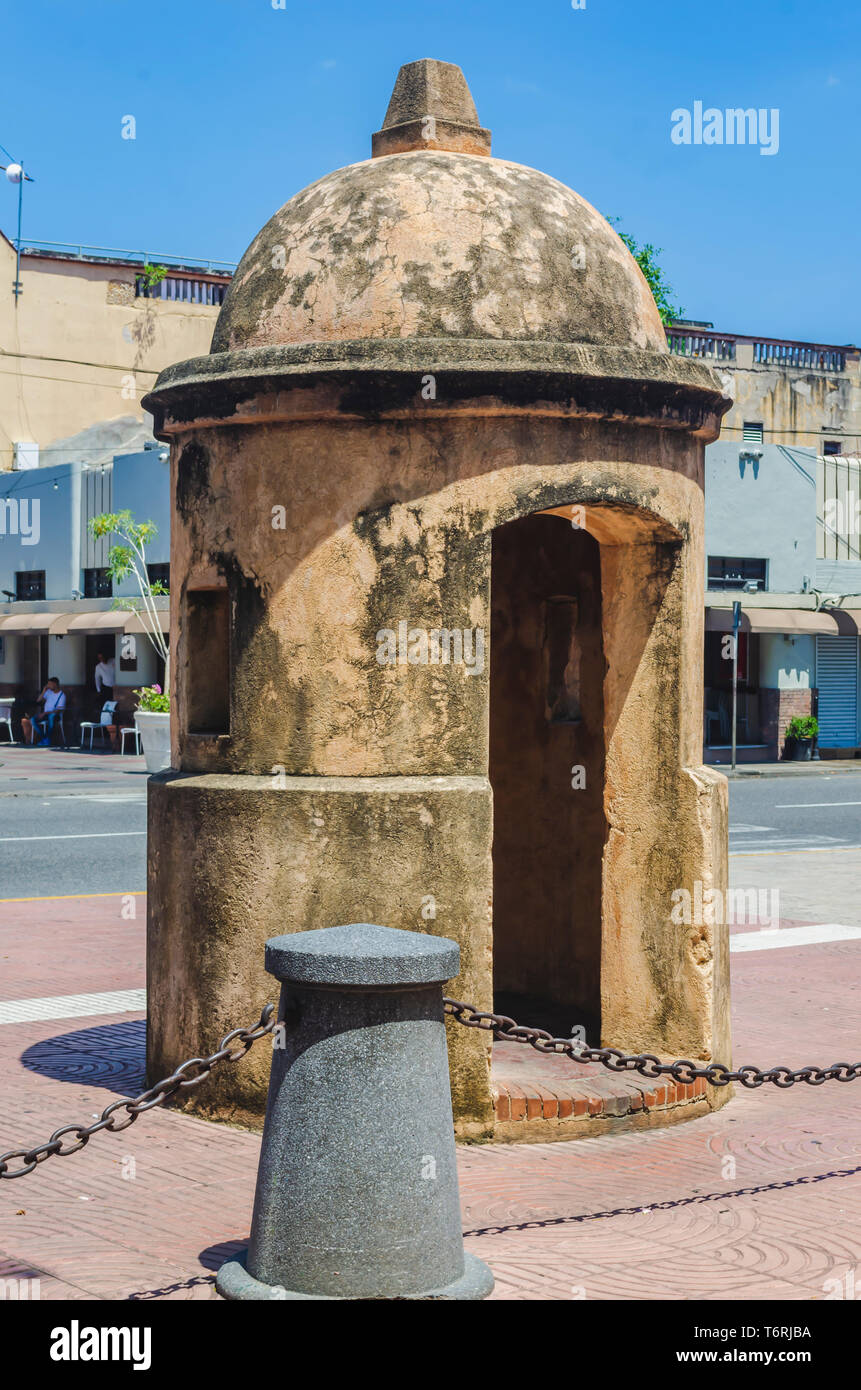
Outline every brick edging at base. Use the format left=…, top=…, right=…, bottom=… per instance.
left=488, top=1072, right=729, bottom=1143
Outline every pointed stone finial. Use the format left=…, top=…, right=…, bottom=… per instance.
left=372, top=59, right=491, bottom=158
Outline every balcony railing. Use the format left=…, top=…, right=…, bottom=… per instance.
left=135, top=275, right=228, bottom=305
left=667, top=325, right=854, bottom=373
left=19, top=238, right=236, bottom=275
left=751, top=339, right=846, bottom=371
left=666, top=330, right=736, bottom=361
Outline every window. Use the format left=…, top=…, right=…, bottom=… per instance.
left=707, top=557, right=767, bottom=592
left=84, top=567, right=113, bottom=598
left=823, top=440, right=842, bottom=456
left=742, top=422, right=764, bottom=443
left=16, top=570, right=45, bottom=601
left=146, top=563, right=170, bottom=591
left=185, top=589, right=230, bottom=734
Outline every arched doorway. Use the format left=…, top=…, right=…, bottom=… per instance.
left=489, top=510, right=606, bottom=1044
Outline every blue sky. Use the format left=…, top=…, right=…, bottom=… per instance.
left=3, top=0, right=859, bottom=343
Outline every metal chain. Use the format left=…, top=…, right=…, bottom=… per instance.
left=443, top=998, right=861, bottom=1089
left=4, top=993, right=855, bottom=1180
left=0, top=1004, right=277, bottom=1180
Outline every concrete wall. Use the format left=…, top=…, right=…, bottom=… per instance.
left=147, top=392, right=730, bottom=1134
left=716, top=349, right=861, bottom=453
left=112, top=448, right=171, bottom=600
left=705, top=443, right=817, bottom=593
left=0, top=235, right=224, bottom=471
left=0, top=461, right=82, bottom=599
left=759, top=633, right=815, bottom=689
left=0, top=448, right=170, bottom=603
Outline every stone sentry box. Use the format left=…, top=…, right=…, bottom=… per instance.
left=143, top=60, right=733, bottom=1139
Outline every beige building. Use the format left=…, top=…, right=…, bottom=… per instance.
left=668, top=322, right=861, bottom=452
left=0, top=231, right=232, bottom=471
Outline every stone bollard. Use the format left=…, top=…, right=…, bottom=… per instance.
left=216, top=922, right=494, bottom=1300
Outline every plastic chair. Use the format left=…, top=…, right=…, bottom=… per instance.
left=31, top=708, right=67, bottom=747
left=79, top=700, right=118, bottom=750
left=120, top=725, right=142, bottom=755
left=0, top=702, right=15, bottom=744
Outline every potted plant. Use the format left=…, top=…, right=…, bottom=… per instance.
left=89, top=509, right=170, bottom=772
left=785, top=715, right=818, bottom=762
left=134, top=683, right=170, bottom=773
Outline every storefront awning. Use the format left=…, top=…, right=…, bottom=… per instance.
left=706, top=608, right=861, bottom=636
left=0, top=611, right=68, bottom=633
left=0, top=608, right=169, bottom=636
left=124, top=611, right=170, bottom=634
left=63, top=611, right=135, bottom=632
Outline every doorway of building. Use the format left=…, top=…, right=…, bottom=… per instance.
left=85, top=635, right=116, bottom=721
left=489, top=511, right=606, bottom=1045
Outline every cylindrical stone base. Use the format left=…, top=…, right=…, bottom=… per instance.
left=216, top=1247, right=494, bottom=1301
left=216, top=923, right=493, bottom=1301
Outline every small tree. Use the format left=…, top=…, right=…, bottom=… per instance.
left=608, top=218, right=684, bottom=326
left=89, top=510, right=170, bottom=694
left=137, top=263, right=168, bottom=297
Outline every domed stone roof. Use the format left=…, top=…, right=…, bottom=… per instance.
left=211, top=61, right=667, bottom=358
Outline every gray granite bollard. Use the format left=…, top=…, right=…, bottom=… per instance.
left=216, top=923, right=494, bottom=1300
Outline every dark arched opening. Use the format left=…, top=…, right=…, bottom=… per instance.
left=489, top=510, right=607, bottom=1043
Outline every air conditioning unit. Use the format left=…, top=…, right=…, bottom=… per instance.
left=13, top=441, right=39, bottom=471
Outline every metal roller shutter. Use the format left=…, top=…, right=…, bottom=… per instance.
left=816, top=635, right=859, bottom=746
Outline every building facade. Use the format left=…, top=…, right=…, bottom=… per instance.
left=0, top=446, right=170, bottom=738
left=667, top=322, right=861, bottom=453
left=667, top=324, right=861, bottom=762
left=698, top=433, right=860, bottom=761
left=0, top=233, right=232, bottom=473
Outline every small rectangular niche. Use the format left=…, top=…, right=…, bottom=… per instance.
left=186, top=589, right=230, bottom=734
left=544, top=596, right=582, bottom=723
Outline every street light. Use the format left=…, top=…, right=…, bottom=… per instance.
left=1, top=152, right=35, bottom=301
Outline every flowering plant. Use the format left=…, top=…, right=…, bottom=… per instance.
left=135, top=683, right=170, bottom=713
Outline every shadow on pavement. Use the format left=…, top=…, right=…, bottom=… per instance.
left=21, top=1019, right=146, bottom=1095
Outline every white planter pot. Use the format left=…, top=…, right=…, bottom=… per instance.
left=135, top=710, right=171, bottom=773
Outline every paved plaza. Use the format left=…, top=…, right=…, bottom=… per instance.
left=0, top=882, right=858, bottom=1300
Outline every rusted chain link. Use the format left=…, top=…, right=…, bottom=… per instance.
left=0, top=1004, right=277, bottom=1179
left=4, top=993, right=856, bottom=1180
left=443, top=998, right=861, bottom=1089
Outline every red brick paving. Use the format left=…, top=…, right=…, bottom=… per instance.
left=0, top=747, right=146, bottom=786
left=0, top=894, right=144, bottom=1002
left=0, top=893, right=859, bottom=1300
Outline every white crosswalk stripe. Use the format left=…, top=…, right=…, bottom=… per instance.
left=0, top=989, right=146, bottom=1025
left=730, top=923, right=861, bottom=952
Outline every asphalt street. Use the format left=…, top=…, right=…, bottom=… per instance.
left=728, top=768, right=861, bottom=855
left=0, top=751, right=148, bottom=898
left=1, top=749, right=860, bottom=907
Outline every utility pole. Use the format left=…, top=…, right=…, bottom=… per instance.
left=12, top=161, right=24, bottom=300
left=1, top=151, right=33, bottom=301
left=731, top=599, right=741, bottom=772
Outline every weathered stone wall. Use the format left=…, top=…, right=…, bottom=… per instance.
left=147, top=386, right=729, bottom=1132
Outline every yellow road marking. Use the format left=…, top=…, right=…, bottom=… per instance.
left=0, top=890, right=146, bottom=903
left=731, top=845, right=861, bottom=858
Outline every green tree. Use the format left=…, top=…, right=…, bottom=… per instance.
left=88, top=510, right=170, bottom=692
left=608, top=218, right=683, bottom=326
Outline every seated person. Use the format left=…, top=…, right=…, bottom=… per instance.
left=21, top=677, right=67, bottom=746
